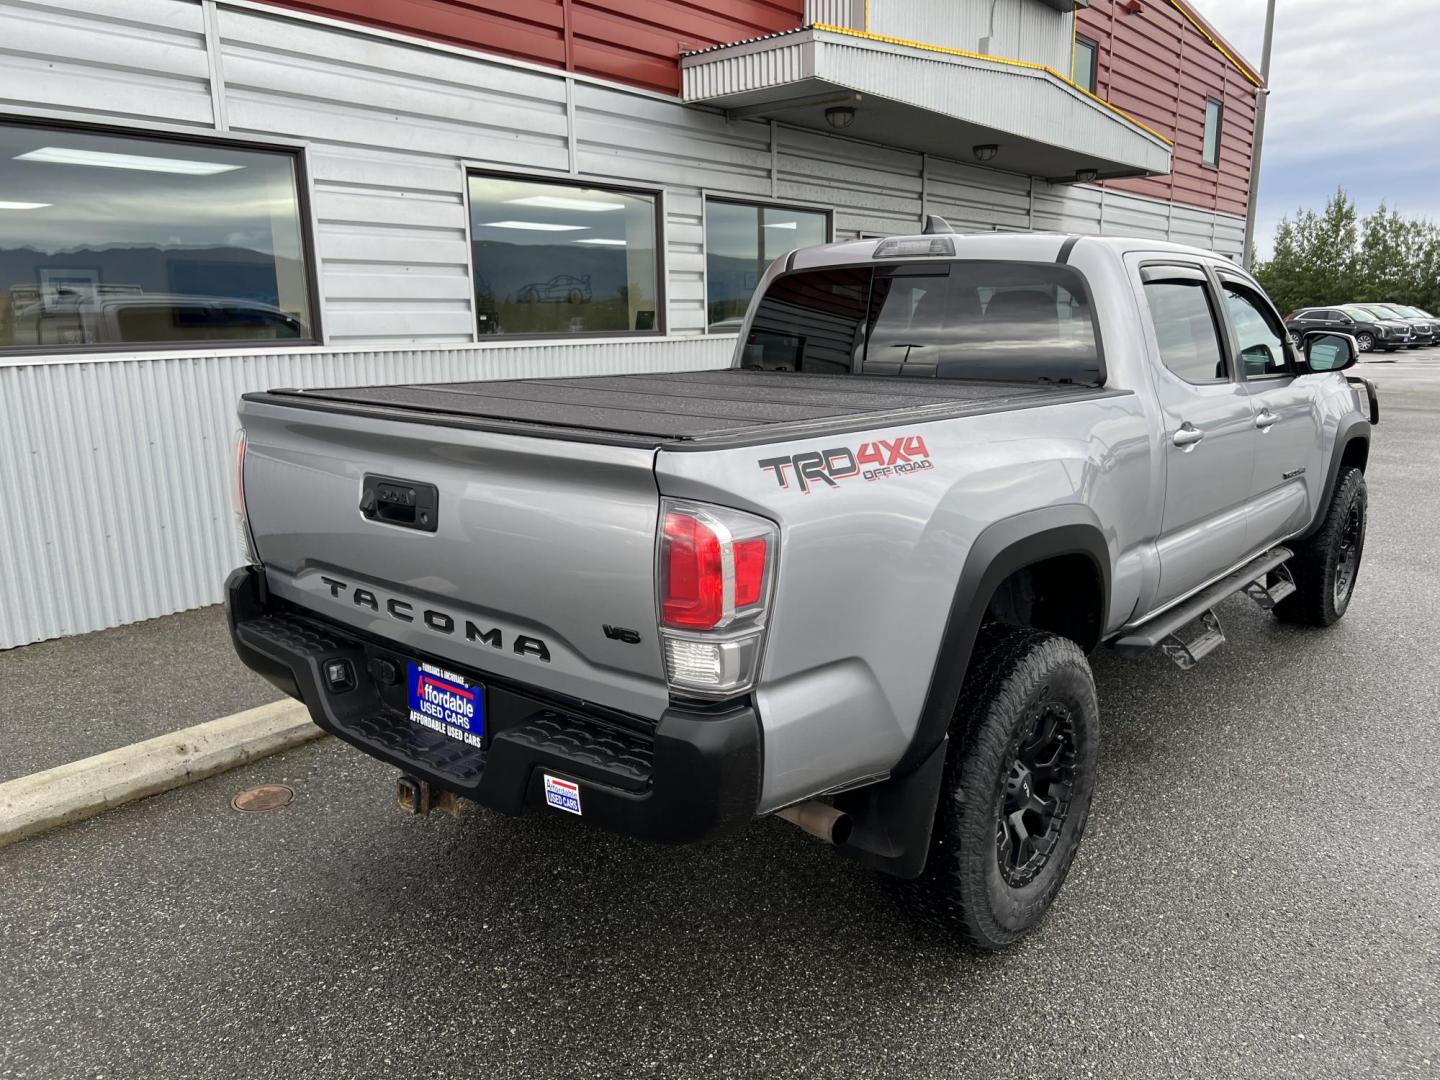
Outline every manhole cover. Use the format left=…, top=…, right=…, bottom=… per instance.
left=231, top=784, right=295, bottom=813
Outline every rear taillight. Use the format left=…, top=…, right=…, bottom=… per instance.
left=657, top=500, right=777, bottom=698
left=232, top=429, right=259, bottom=566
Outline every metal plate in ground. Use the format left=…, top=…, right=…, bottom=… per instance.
left=231, top=784, right=295, bottom=813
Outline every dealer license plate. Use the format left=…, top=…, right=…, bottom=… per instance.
left=407, top=661, right=485, bottom=748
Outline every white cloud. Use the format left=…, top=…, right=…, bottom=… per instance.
left=1188, top=0, right=1440, bottom=257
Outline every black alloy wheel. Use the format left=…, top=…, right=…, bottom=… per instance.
left=1333, top=500, right=1364, bottom=609
left=996, top=702, right=1076, bottom=888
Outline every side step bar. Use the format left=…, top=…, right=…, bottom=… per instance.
left=1112, top=548, right=1294, bottom=668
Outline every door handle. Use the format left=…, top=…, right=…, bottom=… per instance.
left=1172, top=422, right=1205, bottom=449
left=1255, top=410, right=1279, bottom=431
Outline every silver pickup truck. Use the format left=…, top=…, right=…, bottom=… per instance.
left=227, top=226, right=1378, bottom=949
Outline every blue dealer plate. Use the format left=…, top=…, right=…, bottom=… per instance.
left=407, top=662, right=485, bottom=748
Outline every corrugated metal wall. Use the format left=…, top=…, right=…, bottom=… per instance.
left=1078, top=0, right=1259, bottom=216
left=0, top=336, right=732, bottom=649
left=865, top=0, right=1076, bottom=72
left=805, top=0, right=864, bottom=27
left=265, top=0, right=806, bottom=94
left=0, top=0, right=1249, bottom=647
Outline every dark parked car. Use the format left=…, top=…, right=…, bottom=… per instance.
left=1369, top=303, right=1436, bottom=347
left=1284, top=305, right=1411, bottom=354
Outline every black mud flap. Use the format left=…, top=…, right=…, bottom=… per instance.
left=834, top=735, right=948, bottom=880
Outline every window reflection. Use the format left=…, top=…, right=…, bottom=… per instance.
left=467, top=175, right=659, bottom=337
left=706, top=200, right=829, bottom=332
left=741, top=262, right=1103, bottom=385
left=0, top=123, right=313, bottom=350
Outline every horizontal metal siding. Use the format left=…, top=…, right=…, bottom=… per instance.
left=218, top=6, right=574, bottom=345
left=0, top=0, right=214, bottom=125
left=0, top=336, right=734, bottom=649
left=777, top=127, right=921, bottom=237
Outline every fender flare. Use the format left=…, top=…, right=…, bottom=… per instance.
left=890, top=504, right=1111, bottom=778
left=1301, top=416, right=1371, bottom=539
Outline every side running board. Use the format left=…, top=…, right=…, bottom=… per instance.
left=1112, top=548, right=1294, bottom=669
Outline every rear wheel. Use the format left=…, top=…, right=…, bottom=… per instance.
left=898, top=626, right=1099, bottom=950
left=1274, top=466, right=1367, bottom=627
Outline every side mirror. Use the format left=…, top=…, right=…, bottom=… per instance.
left=1303, top=332, right=1358, bottom=373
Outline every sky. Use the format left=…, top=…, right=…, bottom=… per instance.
left=1187, top=0, right=1440, bottom=259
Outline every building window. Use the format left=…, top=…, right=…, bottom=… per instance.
left=467, top=174, right=660, bottom=337
left=1074, top=35, right=1099, bottom=94
left=705, top=199, right=830, bottom=332
left=0, top=121, right=315, bottom=352
left=1203, top=98, right=1224, bottom=167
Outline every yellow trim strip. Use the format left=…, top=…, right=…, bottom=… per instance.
left=1168, top=0, right=1264, bottom=88
left=811, top=23, right=1175, bottom=147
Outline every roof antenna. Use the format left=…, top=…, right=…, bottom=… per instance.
left=922, top=214, right=955, bottom=235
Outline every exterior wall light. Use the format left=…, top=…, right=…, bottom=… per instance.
left=973, top=144, right=999, bottom=163
left=1075, top=168, right=1100, bottom=183
left=824, top=106, right=856, bottom=130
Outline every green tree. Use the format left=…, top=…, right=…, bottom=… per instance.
left=1256, top=187, right=1440, bottom=316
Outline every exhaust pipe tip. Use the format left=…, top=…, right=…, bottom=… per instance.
left=775, top=801, right=852, bottom=846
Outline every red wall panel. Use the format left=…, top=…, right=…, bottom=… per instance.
left=1077, top=0, right=1259, bottom=217
left=267, top=0, right=804, bottom=94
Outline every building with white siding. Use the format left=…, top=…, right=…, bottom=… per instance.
left=0, top=0, right=1261, bottom=647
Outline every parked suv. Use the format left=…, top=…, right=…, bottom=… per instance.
left=1285, top=305, right=1410, bottom=353
left=1368, top=303, right=1436, bottom=347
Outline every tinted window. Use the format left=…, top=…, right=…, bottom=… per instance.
left=740, top=266, right=870, bottom=374
left=468, top=174, right=659, bottom=336
left=741, top=262, right=1102, bottom=384
left=1224, top=283, right=1289, bottom=378
left=1203, top=99, right=1223, bottom=166
left=706, top=200, right=829, bottom=331
left=1074, top=36, right=1099, bottom=93
left=0, top=121, right=314, bottom=351
left=1144, top=279, right=1226, bottom=384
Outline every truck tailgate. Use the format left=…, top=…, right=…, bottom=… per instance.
left=238, top=398, right=668, bottom=721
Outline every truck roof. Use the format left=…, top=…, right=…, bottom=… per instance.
left=787, top=231, right=1235, bottom=273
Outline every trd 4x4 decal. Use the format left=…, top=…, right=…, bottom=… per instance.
left=759, top=436, right=933, bottom=493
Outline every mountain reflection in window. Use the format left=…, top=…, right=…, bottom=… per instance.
left=742, top=261, right=1102, bottom=385
left=0, top=122, right=313, bottom=351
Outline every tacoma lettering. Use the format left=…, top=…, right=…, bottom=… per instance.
left=313, top=577, right=550, bottom=662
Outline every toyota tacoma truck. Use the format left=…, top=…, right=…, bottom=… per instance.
left=227, top=224, right=1378, bottom=949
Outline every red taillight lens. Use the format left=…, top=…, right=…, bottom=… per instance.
left=732, top=537, right=767, bottom=608
left=662, top=511, right=725, bottom=629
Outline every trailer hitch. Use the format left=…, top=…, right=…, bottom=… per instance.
left=395, top=775, right=464, bottom=818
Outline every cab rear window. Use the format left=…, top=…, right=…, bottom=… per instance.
left=740, top=261, right=1103, bottom=385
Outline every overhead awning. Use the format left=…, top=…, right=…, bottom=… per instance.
left=681, top=26, right=1172, bottom=182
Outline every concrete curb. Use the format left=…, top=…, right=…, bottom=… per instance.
left=0, top=700, right=326, bottom=849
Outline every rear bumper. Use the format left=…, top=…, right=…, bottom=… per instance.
left=225, top=566, right=761, bottom=843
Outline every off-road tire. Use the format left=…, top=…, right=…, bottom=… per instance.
left=898, top=626, right=1100, bottom=950
left=1274, top=466, right=1367, bottom=627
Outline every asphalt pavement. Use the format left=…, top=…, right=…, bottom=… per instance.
left=0, top=605, right=280, bottom=783
left=1, top=357, right=1436, bottom=1079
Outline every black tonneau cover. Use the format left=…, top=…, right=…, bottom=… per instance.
left=248, top=369, right=1114, bottom=448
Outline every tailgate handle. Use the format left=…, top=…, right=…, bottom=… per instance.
left=360, top=475, right=438, bottom=533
